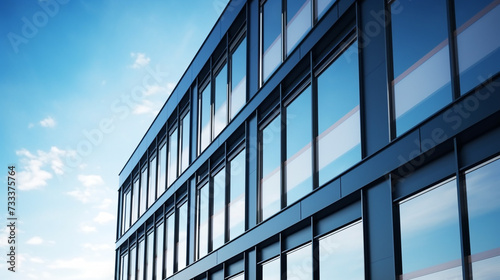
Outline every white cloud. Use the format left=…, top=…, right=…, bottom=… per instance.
left=133, top=99, right=158, bottom=115
left=28, top=123, right=35, bottom=129
left=68, top=175, right=107, bottom=203
left=40, top=116, right=56, bottom=128
left=26, top=236, right=44, bottom=245
left=80, top=224, right=97, bottom=233
left=130, top=52, right=150, bottom=69
left=96, top=198, right=113, bottom=209
left=77, top=174, right=104, bottom=187
left=93, top=212, right=114, bottom=225
left=82, top=243, right=113, bottom=251
left=30, top=257, right=45, bottom=264
left=48, top=257, right=114, bottom=279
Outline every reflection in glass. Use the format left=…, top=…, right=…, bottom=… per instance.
left=145, top=231, right=154, bottom=280
left=317, top=42, right=361, bottom=186
left=132, top=180, right=138, bottom=225
left=317, top=0, right=336, bottom=19
left=129, top=246, right=136, bottom=280
left=466, top=157, right=500, bottom=279
left=168, top=128, right=178, bottom=188
left=399, top=180, right=462, bottom=279
left=200, top=84, right=211, bottom=153
left=287, top=244, right=312, bottom=280
left=155, top=223, right=164, bottom=280
left=148, top=157, right=156, bottom=208
left=158, top=144, right=166, bottom=197
left=121, top=253, right=128, bottom=280
left=123, top=190, right=131, bottom=233
left=212, top=168, right=226, bottom=250
left=180, top=112, right=190, bottom=173
left=455, top=0, right=500, bottom=95
left=319, top=221, right=364, bottom=279
left=137, top=239, right=144, bottom=280
left=231, top=38, right=247, bottom=120
left=198, top=183, right=209, bottom=258
left=286, top=87, right=312, bottom=205
left=177, top=202, right=188, bottom=271
left=262, top=0, right=282, bottom=81
left=229, top=273, right=244, bottom=280
left=262, top=257, right=280, bottom=280
left=229, top=150, right=246, bottom=240
left=391, top=0, right=452, bottom=135
left=286, top=0, right=311, bottom=55
left=140, top=167, right=148, bottom=215
left=165, top=213, right=175, bottom=277
left=261, top=115, right=281, bottom=221
left=215, top=65, right=228, bottom=137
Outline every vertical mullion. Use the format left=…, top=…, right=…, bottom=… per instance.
left=225, top=143, right=230, bottom=244
left=209, top=163, right=214, bottom=253
left=385, top=1, right=396, bottom=141
left=310, top=52, right=318, bottom=191
left=280, top=84, right=286, bottom=210
left=210, top=57, right=214, bottom=144
left=282, top=0, right=287, bottom=62
left=446, top=0, right=461, bottom=100
left=355, top=1, right=367, bottom=160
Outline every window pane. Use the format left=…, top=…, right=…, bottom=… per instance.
left=316, top=0, right=336, bottom=19
left=198, top=183, right=209, bottom=258
left=200, top=84, right=212, bottom=153
left=262, top=0, right=282, bottom=81
left=229, top=273, right=244, bottom=280
left=123, top=190, right=131, bottom=233
left=229, top=150, right=246, bottom=240
left=391, top=0, right=452, bottom=136
left=286, top=86, right=312, bottom=205
left=262, top=257, right=280, bottom=280
left=132, top=180, right=138, bottom=225
left=465, top=158, right=500, bottom=279
left=121, top=253, right=129, bottom=280
left=455, top=0, right=500, bottom=95
left=231, top=38, right=247, bottom=120
left=399, top=180, right=462, bottom=279
left=168, top=128, right=178, bottom=188
left=177, top=202, right=188, bottom=271
left=137, top=239, right=144, bottom=280
left=287, top=244, right=312, bottom=280
left=146, top=231, right=154, bottom=280
left=214, top=64, right=228, bottom=137
left=317, top=42, right=361, bottom=186
left=140, top=167, right=148, bottom=216
left=212, top=168, right=226, bottom=250
left=319, top=221, right=364, bottom=280
left=148, top=157, right=156, bottom=208
left=130, top=246, right=136, bottom=280
left=155, top=223, right=164, bottom=280
left=286, top=0, right=311, bottom=55
left=165, top=214, right=175, bottom=278
left=261, top=115, right=281, bottom=221
left=180, top=112, right=191, bottom=173
left=158, top=144, right=167, bottom=197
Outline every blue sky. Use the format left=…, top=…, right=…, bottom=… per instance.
left=0, top=0, right=228, bottom=279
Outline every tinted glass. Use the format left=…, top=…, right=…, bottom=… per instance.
left=180, top=112, right=190, bottom=173
left=132, top=180, right=138, bottom=224
left=158, top=144, right=166, bottom=197
left=455, top=0, right=500, bottom=95
left=465, top=158, right=500, bottom=279
left=121, top=253, right=129, bottom=280
left=287, top=244, right=312, bottom=280
left=399, top=180, right=462, bottom=279
left=229, top=150, right=246, bottom=240
left=262, top=257, right=280, bottom=280
left=200, top=83, right=211, bottom=153
left=177, top=202, right=188, bottom=271
left=212, top=168, right=226, bottom=250
left=130, top=246, right=136, bottom=280
left=165, top=213, right=175, bottom=277
left=229, top=273, right=244, bottom=280
left=123, top=190, right=131, bottom=233
left=317, top=0, right=336, bottom=19
left=261, top=115, right=281, bottom=221
left=168, top=128, right=178, bottom=187
left=145, top=232, right=154, bottom=280
left=231, top=38, right=247, bottom=119
left=148, top=157, right=156, bottom=208
left=140, top=167, right=148, bottom=215
left=286, top=87, right=312, bottom=205
left=198, top=183, right=209, bottom=258
left=317, top=42, right=361, bottom=186
left=137, top=239, right=144, bottom=280
left=215, top=64, right=228, bottom=137
left=263, top=0, right=282, bottom=81
left=319, top=221, right=364, bottom=279
left=391, top=0, right=452, bottom=135
left=286, top=0, right=311, bottom=55
left=155, top=223, right=164, bottom=280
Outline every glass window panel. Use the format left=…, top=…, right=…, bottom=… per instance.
left=165, top=213, right=175, bottom=278
left=214, top=64, right=228, bottom=137
left=231, top=38, right=247, bottom=120
left=317, top=42, right=361, bottom=186
left=229, top=273, right=244, bottom=280
left=121, top=253, right=128, bottom=280
left=130, top=246, right=136, bottom=280
left=316, top=0, right=336, bottom=19
left=200, top=84, right=212, bottom=153
left=319, top=221, right=364, bottom=280
left=177, top=202, right=188, bottom=271
left=261, top=115, right=281, bottom=221
left=198, top=183, right=209, bottom=258
left=168, top=128, right=178, bottom=188
left=455, top=0, right=500, bottom=95
left=399, top=180, right=462, bottom=279
left=123, top=190, right=131, bottom=233
left=146, top=231, right=154, bottom=280
left=158, top=143, right=167, bottom=197
left=262, top=257, right=280, bottom=280
left=148, top=157, right=157, bottom=208
left=465, top=157, right=500, bottom=279
left=155, top=223, right=164, bottom=280
left=140, top=167, right=148, bottom=215
left=262, top=0, right=282, bottom=81
left=286, top=0, right=312, bottom=55
left=391, top=0, right=452, bottom=136
left=180, top=112, right=191, bottom=173
left=132, top=181, right=138, bottom=225
left=286, top=87, right=312, bottom=205
left=137, top=239, right=144, bottom=280
left=229, top=150, right=246, bottom=240
left=287, top=244, right=312, bottom=280
left=212, top=168, right=226, bottom=250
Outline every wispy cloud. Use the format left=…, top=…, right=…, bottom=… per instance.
left=40, top=116, right=56, bottom=128
left=67, top=174, right=106, bottom=203
left=93, top=212, right=114, bottom=225
left=80, top=224, right=97, bottom=233
left=26, top=236, right=44, bottom=245
left=130, top=52, right=150, bottom=69
left=132, top=99, right=158, bottom=115
left=77, top=174, right=104, bottom=187
left=48, top=257, right=114, bottom=279
left=95, top=198, right=113, bottom=209
left=82, top=243, right=113, bottom=251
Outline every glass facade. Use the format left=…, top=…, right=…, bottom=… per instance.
left=132, top=180, right=138, bottom=225
left=260, top=115, right=281, bottom=221
left=129, top=246, right=136, bottom=280
left=165, top=213, right=175, bottom=278
left=158, top=143, right=166, bottom=197
left=286, top=0, right=311, bottom=55
left=145, top=231, right=154, bottom=280
left=148, top=157, right=156, bottom=209
left=231, top=38, right=247, bottom=120
left=120, top=252, right=128, bottom=280
left=177, top=202, right=188, bottom=271
left=140, top=167, right=148, bottom=216
left=286, top=244, right=312, bottom=280
left=123, top=190, right=131, bottom=233
left=200, top=83, right=211, bottom=153
left=261, top=257, right=280, bottom=280
left=180, top=112, right=191, bottom=173
left=137, top=239, right=144, bottom=280
left=168, top=128, right=178, bottom=188
left=155, top=223, right=164, bottom=280
left=262, top=0, right=282, bottom=81
left=197, top=183, right=209, bottom=259
left=215, top=64, right=228, bottom=137
left=212, top=167, right=226, bottom=250
left=229, top=149, right=245, bottom=240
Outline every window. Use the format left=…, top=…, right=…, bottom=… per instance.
left=390, top=0, right=452, bottom=136
left=465, top=157, right=500, bottom=278
left=168, top=128, right=179, bottom=188
left=214, top=64, right=228, bottom=137
left=261, top=257, right=280, bottom=280
left=129, top=246, right=136, bottom=280
left=155, top=223, right=164, bottom=280
left=177, top=202, right=188, bottom=271
left=454, top=0, right=500, bottom=95
left=229, top=149, right=246, bottom=240
left=286, top=86, right=312, bottom=205
left=317, top=41, right=361, bottom=186
left=286, top=244, right=312, bottom=280
left=137, top=239, right=145, bottom=280
left=399, top=180, right=462, bottom=279
left=180, top=112, right=191, bottom=173
left=158, top=143, right=167, bottom=197
left=319, top=221, right=364, bottom=279
left=122, top=189, right=131, bottom=233
left=165, top=213, right=175, bottom=278
left=200, top=83, right=212, bottom=153
left=316, top=0, right=335, bottom=19
left=140, top=167, right=148, bottom=216
left=212, top=167, right=226, bottom=250
left=286, top=0, right=311, bottom=55
left=197, top=182, right=209, bottom=259
left=230, top=37, right=247, bottom=119
left=228, top=273, right=244, bottom=280
left=132, top=179, right=139, bottom=225
left=262, top=0, right=282, bottom=82
left=148, top=157, right=157, bottom=208
left=145, top=231, right=154, bottom=280
left=260, top=115, right=281, bottom=221
left=120, top=252, right=128, bottom=280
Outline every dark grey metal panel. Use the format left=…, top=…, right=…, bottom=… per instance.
left=300, top=178, right=341, bottom=219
